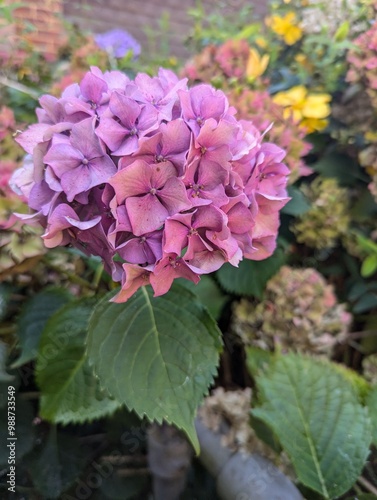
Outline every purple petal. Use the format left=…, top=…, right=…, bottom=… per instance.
left=15, top=124, right=50, bottom=154
left=80, top=72, right=108, bottom=104
left=70, top=117, right=105, bottom=160
left=44, top=143, right=82, bottom=177
left=158, top=177, right=192, bottom=214
left=109, top=91, right=141, bottom=127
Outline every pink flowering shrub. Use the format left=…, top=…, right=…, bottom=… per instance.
left=11, top=67, right=289, bottom=302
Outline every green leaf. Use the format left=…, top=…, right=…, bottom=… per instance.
left=87, top=284, right=222, bottom=453
left=361, top=254, right=377, bottom=278
left=353, top=292, right=377, bottom=314
left=179, top=275, right=228, bottom=320
left=282, top=186, right=311, bottom=216
left=216, top=249, right=285, bottom=298
left=311, top=152, right=367, bottom=185
left=0, top=341, right=13, bottom=382
left=253, top=354, right=372, bottom=499
left=366, top=385, right=377, bottom=445
left=356, top=234, right=377, bottom=253
left=26, top=427, right=86, bottom=499
left=36, top=298, right=121, bottom=424
left=0, top=283, right=12, bottom=322
left=12, top=288, right=73, bottom=368
left=234, top=23, right=259, bottom=40
left=245, top=346, right=273, bottom=377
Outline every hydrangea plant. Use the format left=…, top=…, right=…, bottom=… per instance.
left=8, top=67, right=290, bottom=449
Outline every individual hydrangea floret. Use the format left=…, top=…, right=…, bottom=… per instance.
left=292, top=177, right=350, bottom=249
left=11, top=67, right=290, bottom=302
left=94, top=29, right=141, bottom=59
left=232, top=266, right=352, bottom=356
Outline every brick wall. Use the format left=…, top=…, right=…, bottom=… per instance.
left=11, top=0, right=66, bottom=61
left=10, top=0, right=268, bottom=62
left=63, top=0, right=269, bottom=61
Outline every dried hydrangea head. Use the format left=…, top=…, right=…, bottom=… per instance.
left=292, top=177, right=350, bottom=249
left=198, top=387, right=267, bottom=455
left=10, top=67, right=290, bottom=302
left=232, top=266, right=352, bottom=356
left=298, top=0, right=368, bottom=36
left=198, top=387, right=294, bottom=475
left=347, top=20, right=377, bottom=109
left=358, top=143, right=377, bottom=203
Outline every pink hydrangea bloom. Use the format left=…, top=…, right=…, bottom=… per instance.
left=11, top=67, right=290, bottom=301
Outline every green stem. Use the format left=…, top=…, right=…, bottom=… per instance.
left=92, top=263, right=104, bottom=289
left=0, top=76, right=40, bottom=99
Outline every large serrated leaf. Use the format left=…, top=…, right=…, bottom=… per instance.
left=12, top=288, right=73, bottom=368
left=86, top=284, right=222, bottom=453
left=253, top=354, right=372, bottom=499
left=216, top=249, right=285, bottom=298
left=366, top=385, right=377, bottom=445
left=36, top=298, right=121, bottom=424
left=26, top=426, right=86, bottom=499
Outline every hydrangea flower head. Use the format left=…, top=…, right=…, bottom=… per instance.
left=232, top=266, right=351, bottom=356
left=94, top=29, right=141, bottom=59
left=11, top=67, right=289, bottom=302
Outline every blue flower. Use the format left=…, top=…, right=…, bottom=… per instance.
left=94, top=29, right=141, bottom=59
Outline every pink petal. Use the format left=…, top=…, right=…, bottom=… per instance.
left=112, top=263, right=151, bottom=303
left=126, top=194, right=169, bottom=236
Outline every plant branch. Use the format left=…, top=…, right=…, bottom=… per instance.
left=357, top=475, right=377, bottom=496
left=0, top=75, right=40, bottom=99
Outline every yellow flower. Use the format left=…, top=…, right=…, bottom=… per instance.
left=266, top=12, right=303, bottom=45
left=365, top=131, right=377, bottom=143
left=246, top=48, right=269, bottom=81
left=273, top=85, right=331, bottom=133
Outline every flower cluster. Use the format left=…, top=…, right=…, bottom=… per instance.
left=265, top=12, right=303, bottom=45
left=292, top=177, right=350, bottom=249
left=183, top=40, right=256, bottom=86
left=298, top=0, right=368, bottom=37
left=347, top=20, right=377, bottom=109
left=232, top=266, right=352, bottom=356
left=272, top=85, right=331, bottom=133
left=94, top=29, right=141, bottom=60
left=11, top=67, right=289, bottom=301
